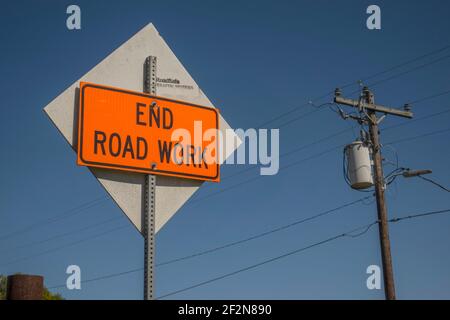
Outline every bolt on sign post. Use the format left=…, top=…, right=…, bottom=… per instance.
left=77, top=82, right=220, bottom=182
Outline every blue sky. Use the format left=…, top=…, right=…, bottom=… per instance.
left=1, top=0, right=449, bottom=299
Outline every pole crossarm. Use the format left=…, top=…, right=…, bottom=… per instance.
left=334, top=95, right=414, bottom=119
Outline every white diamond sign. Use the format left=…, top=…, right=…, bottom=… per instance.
left=44, top=23, right=240, bottom=233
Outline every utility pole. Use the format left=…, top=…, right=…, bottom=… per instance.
left=334, top=86, right=413, bottom=300
left=367, top=102, right=396, bottom=300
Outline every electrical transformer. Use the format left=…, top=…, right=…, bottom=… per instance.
left=345, top=141, right=374, bottom=190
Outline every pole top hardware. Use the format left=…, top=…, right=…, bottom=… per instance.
left=334, top=87, right=342, bottom=97
left=334, top=92, right=413, bottom=119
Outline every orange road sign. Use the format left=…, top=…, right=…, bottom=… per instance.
left=77, top=82, right=220, bottom=182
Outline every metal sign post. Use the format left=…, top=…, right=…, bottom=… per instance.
left=143, top=173, right=156, bottom=300
left=143, top=56, right=157, bottom=300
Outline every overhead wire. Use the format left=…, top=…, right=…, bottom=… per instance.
left=257, top=44, right=450, bottom=128
left=0, top=196, right=109, bottom=241
left=157, top=208, right=450, bottom=298
left=156, top=221, right=379, bottom=299
left=408, top=88, right=450, bottom=105
left=46, top=208, right=450, bottom=293
left=0, top=224, right=128, bottom=267
left=0, top=216, right=123, bottom=253
left=347, top=52, right=450, bottom=96
left=191, top=126, right=450, bottom=205
left=416, top=176, right=450, bottom=193
left=156, top=196, right=372, bottom=267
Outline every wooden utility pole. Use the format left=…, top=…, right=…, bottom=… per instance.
left=366, top=93, right=396, bottom=300
left=334, top=86, right=413, bottom=300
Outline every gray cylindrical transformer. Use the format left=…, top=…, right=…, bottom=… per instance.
left=345, top=141, right=374, bottom=190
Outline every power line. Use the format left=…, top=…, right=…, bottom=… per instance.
left=192, top=126, right=449, bottom=205
left=408, top=88, right=450, bottom=105
left=256, top=102, right=318, bottom=129
left=4, top=158, right=363, bottom=268
left=156, top=221, right=379, bottom=299
left=45, top=208, right=450, bottom=292
left=0, top=196, right=109, bottom=241
left=48, top=267, right=143, bottom=290
left=223, top=101, right=450, bottom=183
left=383, top=107, right=450, bottom=131
left=416, top=176, right=450, bottom=193
left=281, top=128, right=350, bottom=158
left=47, top=222, right=378, bottom=292
left=385, top=127, right=450, bottom=145
left=274, top=108, right=322, bottom=129
left=256, top=44, right=450, bottom=129
left=189, top=144, right=343, bottom=205
left=275, top=102, right=341, bottom=129
left=340, top=44, right=450, bottom=89
left=156, top=196, right=371, bottom=267
left=225, top=104, right=449, bottom=181
left=0, top=224, right=128, bottom=267
left=368, top=53, right=450, bottom=88
left=389, top=209, right=450, bottom=223
left=348, top=53, right=450, bottom=96
left=47, top=197, right=371, bottom=289
left=258, top=102, right=337, bottom=131
left=222, top=127, right=350, bottom=181
left=0, top=216, right=123, bottom=253
left=158, top=208, right=450, bottom=299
